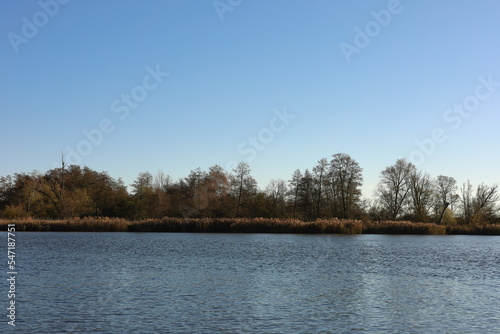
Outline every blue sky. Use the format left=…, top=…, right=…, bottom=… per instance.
left=1, top=0, right=499, bottom=198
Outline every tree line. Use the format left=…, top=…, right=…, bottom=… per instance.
left=0, top=154, right=498, bottom=224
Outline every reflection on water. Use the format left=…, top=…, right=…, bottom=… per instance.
left=9, top=233, right=500, bottom=333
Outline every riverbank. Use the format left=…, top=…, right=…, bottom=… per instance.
left=1, top=217, right=500, bottom=235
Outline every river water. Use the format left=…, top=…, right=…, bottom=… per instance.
left=5, top=233, right=500, bottom=333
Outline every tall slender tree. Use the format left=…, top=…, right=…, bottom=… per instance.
left=231, top=162, right=255, bottom=217
left=288, top=169, right=302, bottom=219
left=298, top=169, right=314, bottom=220
left=312, top=158, right=328, bottom=218
left=407, top=170, right=433, bottom=222
left=329, top=153, right=363, bottom=219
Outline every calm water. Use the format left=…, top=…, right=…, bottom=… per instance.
left=4, top=232, right=500, bottom=333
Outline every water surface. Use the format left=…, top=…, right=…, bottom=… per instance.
left=7, top=233, right=500, bottom=333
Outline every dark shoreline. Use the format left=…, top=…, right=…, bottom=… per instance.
left=2, top=218, right=500, bottom=235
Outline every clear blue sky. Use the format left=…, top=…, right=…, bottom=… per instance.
left=1, top=0, right=499, bottom=198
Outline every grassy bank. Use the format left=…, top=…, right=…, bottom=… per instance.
left=1, top=217, right=500, bottom=235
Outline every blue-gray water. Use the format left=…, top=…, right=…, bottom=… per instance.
left=5, top=233, right=500, bottom=333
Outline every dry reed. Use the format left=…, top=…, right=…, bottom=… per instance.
left=1, top=217, right=498, bottom=235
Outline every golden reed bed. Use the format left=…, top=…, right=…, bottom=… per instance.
left=1, top=217, right=500, bottom=235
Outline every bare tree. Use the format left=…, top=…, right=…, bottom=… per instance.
left=233, top=162, right=251, bottom=216
left=266, top=178, right=287, bottom=217
left=154, top=169, right=171, bottom=192
left=330, top=153, right=363, bottom=219
left=298, top=169, right=314, bottom=220
left=407, top=170, right=433, bottom=222
left=434, top=175, right=458, bottom=224
left=375, top=159, right=415, bottom=220
left=459, top=180, right=474, bottom=223
left=288, top=169, right=302, bottom=219
left=472, top=183, right=499, bottom=223
left=459, top=181, right=499, bottom=224
left=312, top=158, right=328, bottom=218
left=60, top=153, right=66, bottom=216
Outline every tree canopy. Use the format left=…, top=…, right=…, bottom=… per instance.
left=1, top=155, right=498, bottom=224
